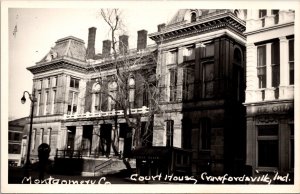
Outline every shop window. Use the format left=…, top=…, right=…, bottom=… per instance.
left=289, top=39, right=294, bottom=85
left=166, top=120, right=174, bottom=147
left=169, top=68, right=177, bottom=102
left=257, top=45, right=266, bottom=88
left=70, top=77, right=79, bottom=89
left=257, top=125, right=278, bottom=167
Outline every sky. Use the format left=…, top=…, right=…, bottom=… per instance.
left=7, top=5, right=177, bottom=120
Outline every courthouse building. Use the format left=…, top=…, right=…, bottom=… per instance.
left=22, top=9, right=266, bottom=177
left=149, top=9, right=247, bottom=175
left=244, top=10, right=295, bottom=178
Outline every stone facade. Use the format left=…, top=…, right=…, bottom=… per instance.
left=244, top=9, right=295, bottom=179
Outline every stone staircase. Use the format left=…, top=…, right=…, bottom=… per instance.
left=81, top=157, right=136, bottom=176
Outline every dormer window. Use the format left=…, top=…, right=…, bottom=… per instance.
left=191, top=12, right=197, bottom=22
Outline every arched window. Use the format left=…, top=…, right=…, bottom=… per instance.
left=234, top=9, right=239, bottom=17
left=191, top=12, right=197, bottom=22
left=128, top=77, right=135, bottom=108
left=92, top=82, right=101, bottom=112
left=234, top=48, right=242, bottom=65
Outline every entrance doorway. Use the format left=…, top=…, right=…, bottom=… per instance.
left=67, top=126, right=76, bottom=150
left=82, top=125, right=93, bottom=156
left=120, top=123, right=132, bottom=157
left=100, top=124, right=112, bottom=156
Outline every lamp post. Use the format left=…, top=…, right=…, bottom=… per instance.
left=21, top=90, right=36, bottom=173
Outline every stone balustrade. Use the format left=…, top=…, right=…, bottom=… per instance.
left=63, top=106, right=149, bottom=120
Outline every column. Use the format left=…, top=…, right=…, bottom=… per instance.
left=173, top=115, right=182, bottom=148
left=195, top=42, right=203, bottom=99
left=111, top=124, right=118, bottom=155
left=91, top=93, right=95, bottom=113
left=91, top=125, right=100, bottom=156
left=75, top=126, right=83, bottom=150
left=265, top=43, right=275, bottom=100
left=245, top=43, right=261, bottom=102
left=279, top=37, right=290, bottom=99
left=78, top=79, right=86, bottom=114
left=58, top=126, right=67, bottom=149
left=177, top=47, right=184, bottom=101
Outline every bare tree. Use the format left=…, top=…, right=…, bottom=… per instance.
left=88, top=9, right=166, bottom=162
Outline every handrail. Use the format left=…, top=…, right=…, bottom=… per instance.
left=63, top=106, right=150, bottom=120
left=94, top=158, right=113, bottom=176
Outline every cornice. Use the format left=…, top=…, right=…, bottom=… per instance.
left=149, top=12, right=245, bottom=44
left=27, top=58, right=88, bottom=75
left=244, top=22, right=294, bottom=36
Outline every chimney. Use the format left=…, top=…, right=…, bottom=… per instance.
left=102, top=40, right=111, bottom=57
left=137, top=30, right=148, bottom=51
left=86, top=27, right=96, bottom=59
left=157, top=23, right=166, bottom=32
left=119, top=35, right=129, bottom=54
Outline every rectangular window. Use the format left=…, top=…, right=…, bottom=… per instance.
left=9, top=132, right=13, bottom=140
left=169, top=69, right=177, bottom=101
left=182, top=65, right=195, bottom=101
left=257, top=45, right=266, bottom=88
left=14, top=133, right=20, bottom=141
left=166, top=120, right=174, bottom=147
left=44, top=91, right=49, bottom=115
left=272, top=10, right=279, bottom=24
left=52, top=76, right=57, bottom=87
left=70, top=77, right=79, bottom=89
left=67, top=91, right=78, bottom=114
left=257, top=125, right=279, bottom=167
left=201, top=44, right=214, bottom=58
left=259, top=10, right=267, bottom=18
left=289, top=39, right=294, bottom=85
left=51, top=90, right=56, bottom=114
left=203, top=62, right=214, bottom=98
left=143, top=84, right=149, bottom=107
left=271, top=41, right=280, bottom=87
left=46, top=78, right=50, bottom=88
left=167, top=51, right=177, bottom=65
left=36, top=92, right=41, bottom=116
left=183, top=47, right=195, bottom=61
